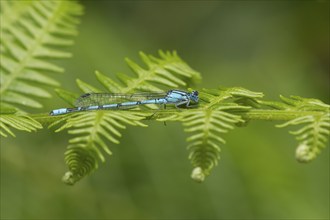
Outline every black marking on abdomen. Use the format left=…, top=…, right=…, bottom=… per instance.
left=80, top=93, right=91, bottom=98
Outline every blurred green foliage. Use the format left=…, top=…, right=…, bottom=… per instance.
left=1, top=1, right=329, bottom=219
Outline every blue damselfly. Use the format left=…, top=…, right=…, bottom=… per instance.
left=50, top=90, right=199, bottom=116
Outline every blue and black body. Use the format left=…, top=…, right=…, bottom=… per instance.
left=50, top=90, right=199, bottom=116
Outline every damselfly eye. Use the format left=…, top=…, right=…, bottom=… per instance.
left=190, top=91, right=199, bottom=103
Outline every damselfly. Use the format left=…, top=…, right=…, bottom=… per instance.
left=50, top=90, right=199, bottom=116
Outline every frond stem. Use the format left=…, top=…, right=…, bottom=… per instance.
left=238, top=110, right=326, bottom=121
left=31, top=109, right=326, bottom=125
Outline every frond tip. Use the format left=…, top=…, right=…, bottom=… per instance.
left=191, top=167, right=205, bottom=183
left=277, top=112, right=330, bottom=162
left=50, top=111, right=147, bottom=185
left=62, top=146, right=98, bottom=185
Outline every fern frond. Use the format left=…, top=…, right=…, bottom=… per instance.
left=257, top=95, right=330, bottom=111
left=279, top=95, right=329, bottom=111
left=187, top=109, right=243, bottom=182
left=0, top=114, right=42, bottom=137
left=50, top=111, right=147, bottom=185
left=55, top=51, right=200, bottom=107
left=0, top=1, right=82, bottom=137
left=200, top=87, right=263, bottom=110
left=51, top=51, right=200, bottom=184
left=74, top=51, right=201, bottom=94
left=159, top=87, right=261, bottom=182
left=0, top=1, right=83, bottom=110
left=260, top=95, right=330, bottom=162
left=277, top=112, right=330, bottom=162
left=123, top=50, right=201, bottom=91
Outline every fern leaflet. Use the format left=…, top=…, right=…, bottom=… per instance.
left=277, top=112, right=330, bottom=162
left=0, top=114, right=41, bottom=137
left=257, top=95, right=330, bottom=162
left=50, top=111, right=147, bottom=185
left=159, top=87, right=263, bottom=182
left=77, top=50, right=201, bottom=94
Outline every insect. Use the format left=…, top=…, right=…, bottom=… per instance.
left=50, top=90, right=199, bottom=116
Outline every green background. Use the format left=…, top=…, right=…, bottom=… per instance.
left=1, top=1, right=329, bottom=219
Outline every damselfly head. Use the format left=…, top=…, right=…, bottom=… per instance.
left=190, top=90, right=199, bottom=103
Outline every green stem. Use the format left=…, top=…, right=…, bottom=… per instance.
left=29, top=109, right=325, bottom=125
left=238, top=109, right=324, bottom=121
